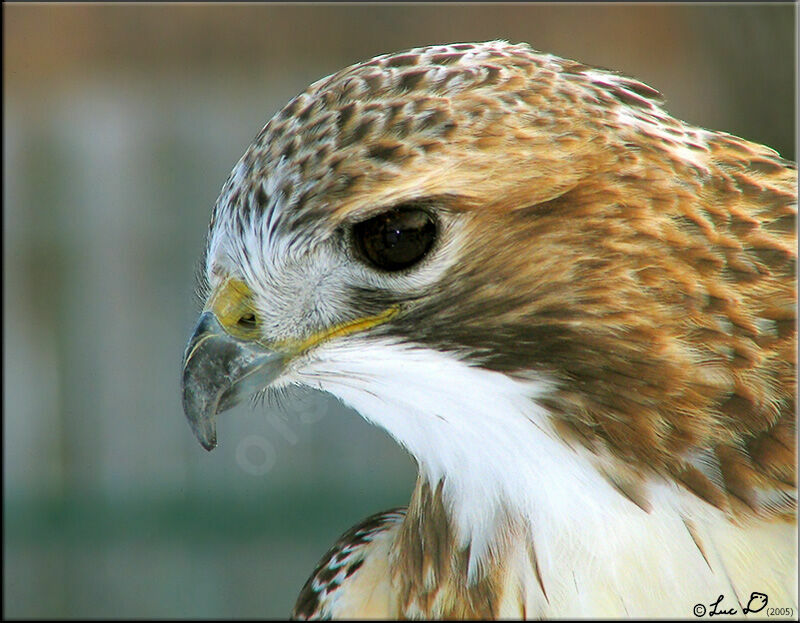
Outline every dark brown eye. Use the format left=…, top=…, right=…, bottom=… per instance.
left=353, top=208, right=436, bottom=271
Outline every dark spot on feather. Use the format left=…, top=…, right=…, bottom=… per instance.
left=594, top=90, right=614, bottom=105
left=253, top=186, right=269, bottom=213
left=398, top=69, right=428, bottom=92
left=314, top=143, right=332, bottom=163
left=345, top=559, right=364, bottom=578
left=337, top=103, right=357, bottom=133
left=440, top=122, right=457, bottom=138
left=279, top=181, right=293, bottom=200
left=295, top=188, right=315, bottom=210
left=416, top=109, right=447, bottom=132
left=732, top=173, right=764, bottom=197
left=280, top=139, right=296, bottom=160
left=296, top=101, right=316, bottom=123
left=676, top=465, right=727, bottom=510
left=367, top=142, right=404, bottom=163
left=724, top=250, right=762, bottom=282
left=748, top=158, right=785, bottom=175
left=386, top=53, right=420, bottom=68
left=431, top=53, right=463, bottom=65
left=729, top=213, right=759, bottom=235
left=280, top=97, right=301, bottom=119
left=751, top=246, right=792, bottom=272
left=339, top=117, right=374, bottom=148
left=391, top=118, right=412, bottom=139
left=386, top=102, right=406, bottom=122
left=363, top=72, right=385, bottom=93
left=292, top=587, right=321, bottom=619
left=775, top=318, right=795, bottom=339
left=719, top=392, right=762, bottom=425
left=480, top=65, right=502, bottom=86
left=671, top=214, right=707, bottom=237
left=616, top=79, right=663, bottom=102
left=333, top=173, right=359, bottom=195
left=557, top=60, right=587, bottom=75
left=327, top=153, right=346, bottom=172
left=306, top=116, right=332, bottom=137
left=712, top=136, right=755, bottom=155
left=316, top=564, right=338, bottom=584
left=296, top=155, right=311, bottom=174
left=437, top=70, right=467, bottom=92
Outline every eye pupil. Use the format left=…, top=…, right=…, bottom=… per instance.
left=354, top=207, right=436, bottom=271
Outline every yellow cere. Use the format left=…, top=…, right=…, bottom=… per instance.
left=205, top=277, right=261, bottom=341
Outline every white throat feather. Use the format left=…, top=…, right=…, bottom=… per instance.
left=288, top=337, right=644, bottom=574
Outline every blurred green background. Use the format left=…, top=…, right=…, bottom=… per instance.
left=4, top=3, right=795, bottom=618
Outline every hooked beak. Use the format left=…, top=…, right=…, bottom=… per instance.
left=181, top=273, right=399, bottom=451
left=181, top=312, right=285, bottom=451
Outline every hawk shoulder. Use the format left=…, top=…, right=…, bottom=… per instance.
left=292, top=508, right=406, bottom=619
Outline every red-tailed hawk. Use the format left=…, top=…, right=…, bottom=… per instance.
left=181, top=41, right=797, bottom=618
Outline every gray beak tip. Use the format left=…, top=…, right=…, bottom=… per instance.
left=197, top=431, right=217, bottom=452
left=190, top=416, right=218, bottom=451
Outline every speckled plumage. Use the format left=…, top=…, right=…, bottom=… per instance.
left=191, top=41, right=797, bottom=619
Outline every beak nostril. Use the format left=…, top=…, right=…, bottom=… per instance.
left=238, top=312, right=257, bottom=329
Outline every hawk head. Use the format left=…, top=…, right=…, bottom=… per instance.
left=182, top=41, right=796, bottom=561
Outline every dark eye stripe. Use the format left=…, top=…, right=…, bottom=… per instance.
left=353, top=207, right=437, bottom=271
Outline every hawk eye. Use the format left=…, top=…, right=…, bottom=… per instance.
left=353, top=207, right=437, bottom=271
